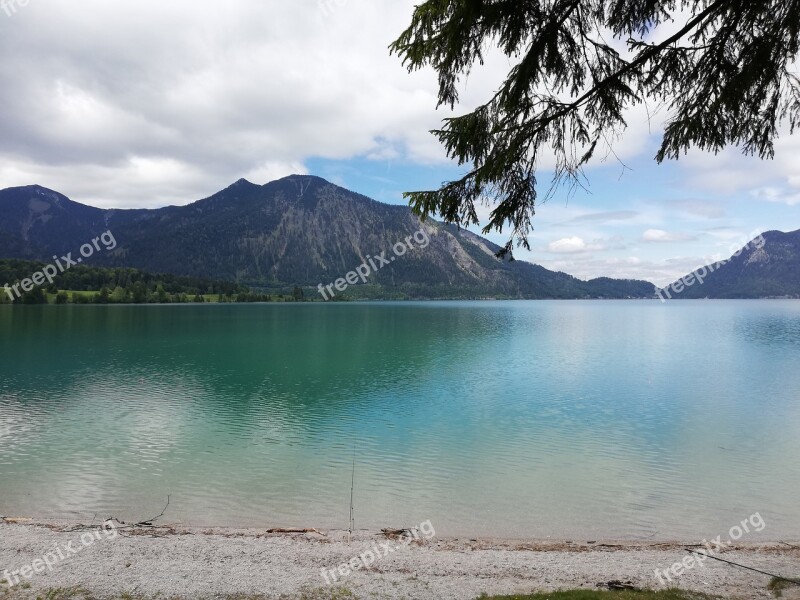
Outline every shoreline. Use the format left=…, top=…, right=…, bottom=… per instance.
left=4, top=516, right=799, bottom=551
left=2, top=520, right=799, bottom=599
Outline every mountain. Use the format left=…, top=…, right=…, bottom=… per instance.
left=660, top=229, right=800, bottom=299
left=0, top=176, right=656, bottom=299
left=0, top=186, right=107, bottom=259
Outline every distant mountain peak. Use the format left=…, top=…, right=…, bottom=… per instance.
left=224, top=175, right=330, bottom=194
left=0, top=184, right=78, bottom=210
left=0, top=178, right=658, bottom=298
left=280, top=174, right=325, bottom=182
left=225, top=177, right=258, bottom=190
left=663, top=227, right=800, bottom=298
left=4, top=183, right=65, bottom=197
left=32, top=185, right=71, bottom=202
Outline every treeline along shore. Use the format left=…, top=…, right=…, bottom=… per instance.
left=0, top=259, right=307, bottom=305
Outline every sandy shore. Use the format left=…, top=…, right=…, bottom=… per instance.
left=1, top=520, right=799, bottom=600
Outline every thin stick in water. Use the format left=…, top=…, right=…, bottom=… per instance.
left=348, top=442, right=356, bottom=542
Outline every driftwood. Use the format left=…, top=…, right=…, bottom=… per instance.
left=597, top=580, right=637, bottom=591
left=1, top=517, right=32, bottom=524
left=110, top=495, right=171, bottom=527
left=381, top=528, right=414, bottom=538
left=58, top=496, right=172, bottom=536
left=267, top=527, right=326, bottom=536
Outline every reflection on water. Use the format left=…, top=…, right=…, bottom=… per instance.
left=1, top=301, right=799, bottom=539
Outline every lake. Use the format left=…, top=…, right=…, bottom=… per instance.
left=1, top=301, right=799, bottom=540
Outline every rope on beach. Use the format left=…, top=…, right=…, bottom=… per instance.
left=685, top=548, right=800, bottom=585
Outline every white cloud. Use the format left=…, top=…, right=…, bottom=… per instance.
left=0, top=0, right=674, bottom=209
left=562, top=210, right=640, bottom=224
left=642, top=229, right=696, bottom=243
left=548, top=237, right=589, bottom=253
left=667, top=199, right=726, bottom=219
left=0, top=0, right=459, bottom=206
left=544, top=236, right=613, bottom=254
left=752, top=186, right=800, bottom=206
left=675, top=122, right=800, bottom=200
left=528, top=252, right=721, bottom=287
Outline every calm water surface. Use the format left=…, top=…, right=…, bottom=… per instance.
left=1, top=301, right=799, bottom=540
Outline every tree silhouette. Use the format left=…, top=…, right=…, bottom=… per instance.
left=391, top=0, right=800, bottom=256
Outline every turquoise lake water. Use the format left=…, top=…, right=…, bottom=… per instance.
left=1, top=301, right=799, bottom=540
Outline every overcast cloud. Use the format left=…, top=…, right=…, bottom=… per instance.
left=0, top=0, right=798, bottom=286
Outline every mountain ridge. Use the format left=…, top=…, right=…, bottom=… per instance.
left=661, top=229, right=800, bottom=299
left=2, top=176, right=656, bottom=299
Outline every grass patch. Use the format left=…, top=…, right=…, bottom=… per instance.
left=276, top=588, right=356, bottom=600
left=37, top=588, right=89, bottom=600
left=227, top=588, right=356, bottom=600
left=769, top=576, right=800, bottom=597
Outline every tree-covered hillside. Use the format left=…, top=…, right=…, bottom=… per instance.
left=0, top=177, right=658, bottom=299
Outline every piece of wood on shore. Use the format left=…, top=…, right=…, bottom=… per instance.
left=1, top=517, right=33, bottom=523
left=381, top=528, right=413, bottom=538
left=266, top=527, right=326, bottom=536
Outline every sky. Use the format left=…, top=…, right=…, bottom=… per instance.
left=0, top=0, right=798, bottom=286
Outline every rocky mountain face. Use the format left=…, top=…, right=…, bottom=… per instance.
left=660, top=229, right=800, bottom=299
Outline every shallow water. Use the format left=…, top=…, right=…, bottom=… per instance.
left=1, top=301, right=799, bottom=540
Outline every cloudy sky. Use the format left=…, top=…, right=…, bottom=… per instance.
left=1, top=0, right=798, bottom=286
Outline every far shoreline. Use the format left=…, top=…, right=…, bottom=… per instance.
left=2, top=297, right=799, bottom=306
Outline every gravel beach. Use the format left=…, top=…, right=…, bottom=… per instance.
left=1, top=520, right=798, bottom=600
